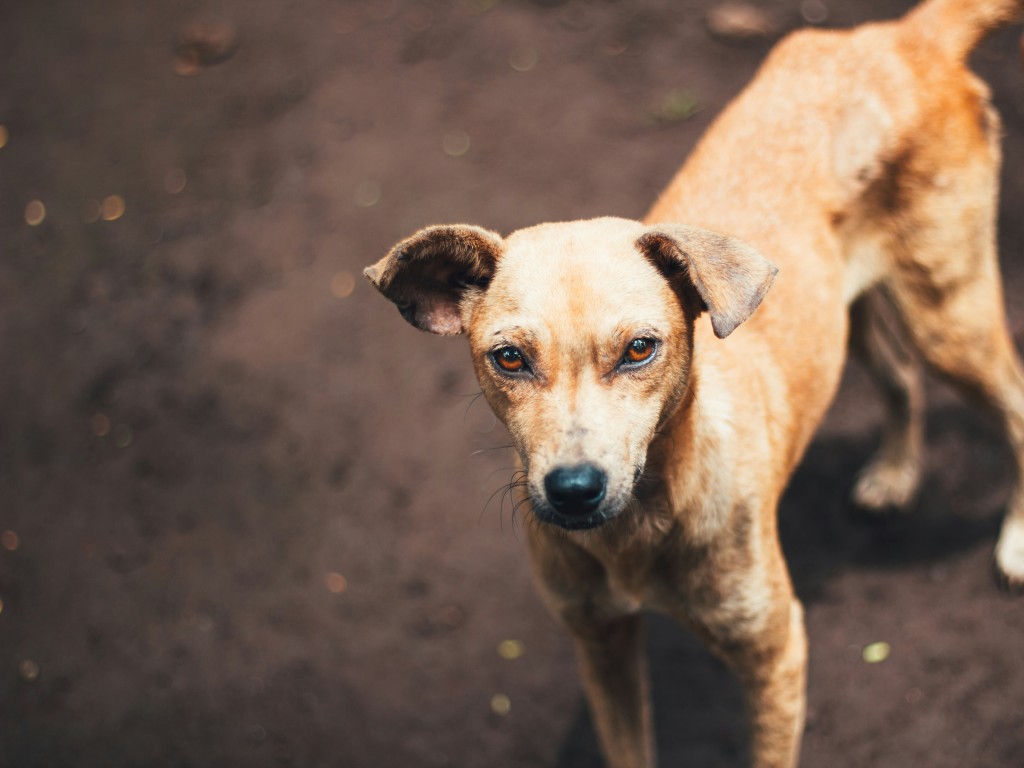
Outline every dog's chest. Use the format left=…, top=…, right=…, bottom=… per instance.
left=585, top=523, right=696, bottom=611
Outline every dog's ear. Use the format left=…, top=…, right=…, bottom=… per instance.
left=637, top=224, right=778, bottom=339
left=364, top=225, right=504, bottom=335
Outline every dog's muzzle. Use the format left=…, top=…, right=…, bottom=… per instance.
left=535, top=463, right=610, bottom=530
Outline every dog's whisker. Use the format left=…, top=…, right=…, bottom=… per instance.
left=469, top=443, right=515, bottom=457
left=460, top=390, right=486, bottom=420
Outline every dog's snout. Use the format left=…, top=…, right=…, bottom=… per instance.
left=544, top=463, right=607, bottom=516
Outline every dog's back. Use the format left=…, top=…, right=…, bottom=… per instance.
left=647, top=0, right=1023, bottom=475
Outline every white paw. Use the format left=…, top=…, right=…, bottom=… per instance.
left=852, top=458, right=921, bottom=512
left=995, top=516, right=1024, bottom=591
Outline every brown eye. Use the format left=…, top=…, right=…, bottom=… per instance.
left=493, top=346, right=527, bottom=374
left=621, top=337, right=657, bottom=368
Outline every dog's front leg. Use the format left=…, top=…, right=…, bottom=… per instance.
left=683, top=552, right=807, bottom=768
left=528, top=528, right=655, bottom=768
left=569, top=612, right=654, bottom=768
left=735, top=597, right=807, bottom=768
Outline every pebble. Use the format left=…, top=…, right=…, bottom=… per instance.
left=490, top=693, right=511, bottom=715
left=24, top=200, right=45, bottom=226
left=862, top=641, right=891, bottom=663
left=19, top=660, right=40, bottom=682
left=498, top=639, right=524, bottom=660
left=707, top=2, right=778, bottom=42
left=801, top=0, right=829, bottom=24
left=174, top=19, right=238, bottom=76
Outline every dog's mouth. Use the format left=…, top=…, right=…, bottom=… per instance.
left=529, top=495, right=617, bottom=531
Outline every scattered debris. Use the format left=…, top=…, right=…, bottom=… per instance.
left=497, top=639, right=525, bottom=660
left=24, top=200, right=45, bottom=226
left=862, top=641, right=891, bottom=663
left=174, top=19, right=238, bottom=77
left=801, top=0, right=829, bottom=25
left=648, top=89, right=701, bottom=124
left=707, top=2, right=778, bottom=42
left=490, top=693, right=511, bottom=715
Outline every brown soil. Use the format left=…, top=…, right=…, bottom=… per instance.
left=1, top=1, right=1022, bottom=766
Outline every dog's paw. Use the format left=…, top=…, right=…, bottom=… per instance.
left=851, top=458, right=921, bottom=513
left=994, top=516, right=1024, bottom=593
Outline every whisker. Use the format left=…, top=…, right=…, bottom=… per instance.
left=461, top=391, right=486, bottom=420
left=480, top=467, right=529, bottom=532
left=469, top=443, right=515, bottom=457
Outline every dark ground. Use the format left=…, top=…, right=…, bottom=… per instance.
left=1, top=0, right=1023, bottom=766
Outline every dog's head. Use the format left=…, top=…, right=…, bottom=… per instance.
left=365, top=217, right=776, bottom=531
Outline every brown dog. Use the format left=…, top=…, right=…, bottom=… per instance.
left=365, top=1, right=1024, bottom=765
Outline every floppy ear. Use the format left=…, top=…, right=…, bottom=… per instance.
left=637, top=224, right=778, bottom=339
left=364, top=224, right=504, bottom=335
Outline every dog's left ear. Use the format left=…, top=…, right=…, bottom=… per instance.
left=637, top=224, right=778, bottom=339
left=364, top=224, right=504, bottom=335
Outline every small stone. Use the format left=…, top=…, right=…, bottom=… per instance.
left=1, top=530, right=19, bottom=551
left=24, top=200, right=45, bottom=226
left=112, top=424, right=134, bottom=448
left=325, top=572, right=348, bottom=593
left=649, top=89, right=701, bottom=124
left=707, top=2, right=778, bottom=42
left=175, top=19, right=238, bottom=76
left=800, top=0, right=828, bottom=25
left=490, top=693, right=511, bottom=715
left=508, top=47, right=537, bottom=72
left=862, top=641, right=891, bottom=663
left=330, top=272, right=355, bottom=299
left=19, top=660, right=40, bottom=682
left=497, top=639, right=525, bottom=660
left=101, top=195, right=125, bottom=221
left=442, top=130, right=471, bottom=157
left=354, top=181, right=382, bottom=208
left=91, top=413, right=111, bottom=437
left=165, top=168, right=187, bottom=194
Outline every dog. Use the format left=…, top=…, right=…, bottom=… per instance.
left=364, top=1, right=1024, bottom=765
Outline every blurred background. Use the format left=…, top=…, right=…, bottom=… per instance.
left=1, top=0, right=1023, bottom=766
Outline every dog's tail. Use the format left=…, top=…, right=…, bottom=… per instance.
left=904, top=0, right=1024, bottom=60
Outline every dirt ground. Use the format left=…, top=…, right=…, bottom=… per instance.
left=1, top=0, right=1023, bottom=766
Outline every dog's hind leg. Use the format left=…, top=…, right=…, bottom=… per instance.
left=890, top=255, right=1024, bottom=590
left=880, top=92, right=1024, bottom=588
left=848, top=287, right=926, bottom=512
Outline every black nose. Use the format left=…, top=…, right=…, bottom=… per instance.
left=544, top=464, right=607, bottom=516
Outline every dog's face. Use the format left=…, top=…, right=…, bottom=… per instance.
left=365, top=216, right=776, bottom=531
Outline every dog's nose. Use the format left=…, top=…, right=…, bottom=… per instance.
left=544, top=464, right=607, bottom=516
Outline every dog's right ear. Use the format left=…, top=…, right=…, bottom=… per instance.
left=364, top=225, right=504, bottom=335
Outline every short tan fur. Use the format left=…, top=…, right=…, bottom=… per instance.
left=365, top=1, right=1024, bottom=765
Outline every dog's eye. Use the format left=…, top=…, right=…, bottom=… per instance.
left=620, top=337, right=658, bottom=368
left=492, top=346, right=528, bottom=374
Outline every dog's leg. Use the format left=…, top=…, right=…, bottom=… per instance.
left=881, top=106, right=1024, bottom=588
left=848, top=288, right=925, bottom=512
left=890, top=263, right=1024, bottom=588
left=527, top=529, right=655, bottom=767
left=682, top=545, right=807, bottom=768
left=570, top=613, right=655, bottom=768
